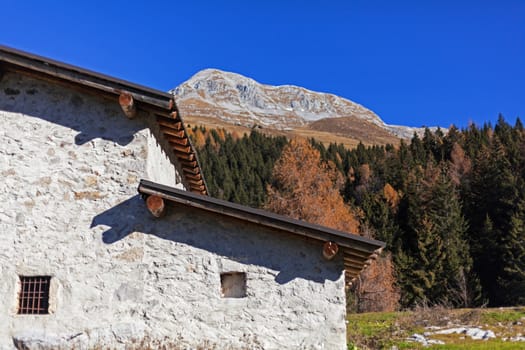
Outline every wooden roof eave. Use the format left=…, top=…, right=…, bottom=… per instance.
left=0, top=46, right=172, bottom=111
left=154, top=114, right=208, bottom=194
left=138, top=179, right=385, bottom=268
left=138, top=179, right=384, bottom=280
left=0, top=45, right=208, bottom=195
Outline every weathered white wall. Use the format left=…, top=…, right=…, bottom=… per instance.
left=146, top=128, right=185, bottom=189
left=139, top=205, right=347, bottom=349
left=0, top=73, right=347, bottom=349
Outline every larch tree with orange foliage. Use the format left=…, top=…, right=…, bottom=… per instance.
left=353, top=252, right=399, bottom=312
left=265, top=139, right=399, bottom=312
left=265, top=138, right=360, bottom=233
left=192, top=128, right=206, bottom=149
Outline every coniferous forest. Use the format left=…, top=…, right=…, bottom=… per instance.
left=188, top=115, right=525, bottom=310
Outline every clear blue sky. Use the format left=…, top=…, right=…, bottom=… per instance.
left=2, top=1, right=524, bottom=128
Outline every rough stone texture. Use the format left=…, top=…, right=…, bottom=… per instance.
left=140, top=205, right=347, bottom=349
left=0, top=73, right=347, bottom=349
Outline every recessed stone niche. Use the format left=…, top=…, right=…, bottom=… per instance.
left=220, top=272, right=246, bottom=298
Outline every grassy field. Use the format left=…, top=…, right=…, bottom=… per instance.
left=347, top=307, right=525, bottom=349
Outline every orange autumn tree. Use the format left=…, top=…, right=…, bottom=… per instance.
left=265, top=138, right=360, bottom=233
left=192, top=128, right=206, bottom=149
left=266, top=138, right=399, bottom=312
left=353, top=252, right=399, bottom=312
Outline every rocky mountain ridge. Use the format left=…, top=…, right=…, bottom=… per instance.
left=172, top=69, right=434, bottom=144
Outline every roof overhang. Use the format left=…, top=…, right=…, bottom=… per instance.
left=0, top=45, right=207, bottom=194
left=138, top=179, right=385, bottom=284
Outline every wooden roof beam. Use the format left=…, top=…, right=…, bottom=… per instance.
left=184, top=173, right=202, bottom=182
left=171, top=144, right=191, bottom=154
left=180, top=160, right=198, bottom=168
left=157, top=119, right=183, bottom=130
left=174, top=151, right=195, bottom=161
left=160, top=127, right=185, bottom=138
left=167, top=136, right=189, bottom=146
left=344, top=260, right=368, bottom=270
left=343, top=247, right=380, bottom=260
left=188, top=179, right=204, bottom=187
left=183, top=167, right=200, bottom=175
left=344, top=255, right=369, bottom=264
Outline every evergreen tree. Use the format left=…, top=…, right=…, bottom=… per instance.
left=497, top=186, right=525, bottom=305
left=194, top=130, right=287, bottom=207
left=396, top=164, right=479, bottom=306
left=193, top=119, right=525, bottom=307
left=464, top=135, right=519, bottom=305
left=410, top=133, right=427, bottom=165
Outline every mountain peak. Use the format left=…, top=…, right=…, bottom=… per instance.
left=172, top=69, right=428, bottom=141
left=186, top=68, right=251, bottom=82
left=173, top=68, right=384, bottom=122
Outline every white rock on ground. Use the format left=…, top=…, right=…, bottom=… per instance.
left=407, top=333, right=445, bottom=346
left=432, top=327, right=496, bottom=340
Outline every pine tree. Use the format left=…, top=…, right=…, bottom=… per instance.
left=497, top=187, right=525, bottom=305
left=396, top=164, right=479, bottom=306
left=358, top=183, right=400, bottom=248
left=410, top=133, right=427, bottom=165
left=194, top=129, right=287, bottom=206
left=429, top=166, right=480, bottom=306
left=464, top=134, right=519, bottom=305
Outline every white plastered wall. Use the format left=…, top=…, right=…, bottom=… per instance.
left=0, top=73, right=347, bottom=350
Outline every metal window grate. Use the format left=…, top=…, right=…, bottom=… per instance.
left=18, top=276, right=51, bottom=314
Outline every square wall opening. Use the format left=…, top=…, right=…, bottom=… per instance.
left=220, top=272, right=246, bottom=298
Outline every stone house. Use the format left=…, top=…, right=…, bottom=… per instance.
left=0, top=46, right=384, bottom=349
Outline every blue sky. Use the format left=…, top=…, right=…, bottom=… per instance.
left=2, top=1, right=524, bottom=128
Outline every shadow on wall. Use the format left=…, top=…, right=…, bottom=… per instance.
left=91, top=195, right=343, bottom=285
left=0, top=73, right=144, bottom=145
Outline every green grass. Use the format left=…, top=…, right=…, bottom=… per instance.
left=481, top=308, right=525, bottom=323
left=347, top=311, right=405, bottom=349
left=347, top=307, right=525, bottom=350
left=347, top=312, right=401, bottom=336
left=429, top=342, right=525, bottom=350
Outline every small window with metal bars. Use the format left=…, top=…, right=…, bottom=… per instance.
left=18, top=276, right=51, bottom=315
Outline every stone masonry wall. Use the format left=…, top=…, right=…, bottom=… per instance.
left=139, top=205, right=347, bottom=349
left=0, top=73, right=347, bottom=349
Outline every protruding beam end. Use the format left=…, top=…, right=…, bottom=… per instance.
left=146, top=195, right=165, bottom=218
left=119, top=91, right=137, bottom=119
left=323, top=241, right=339, bottom=260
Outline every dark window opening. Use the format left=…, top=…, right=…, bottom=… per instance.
left=220, top=272, right=246, bottom=298
left=18, top=276, right=51, bottom=314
